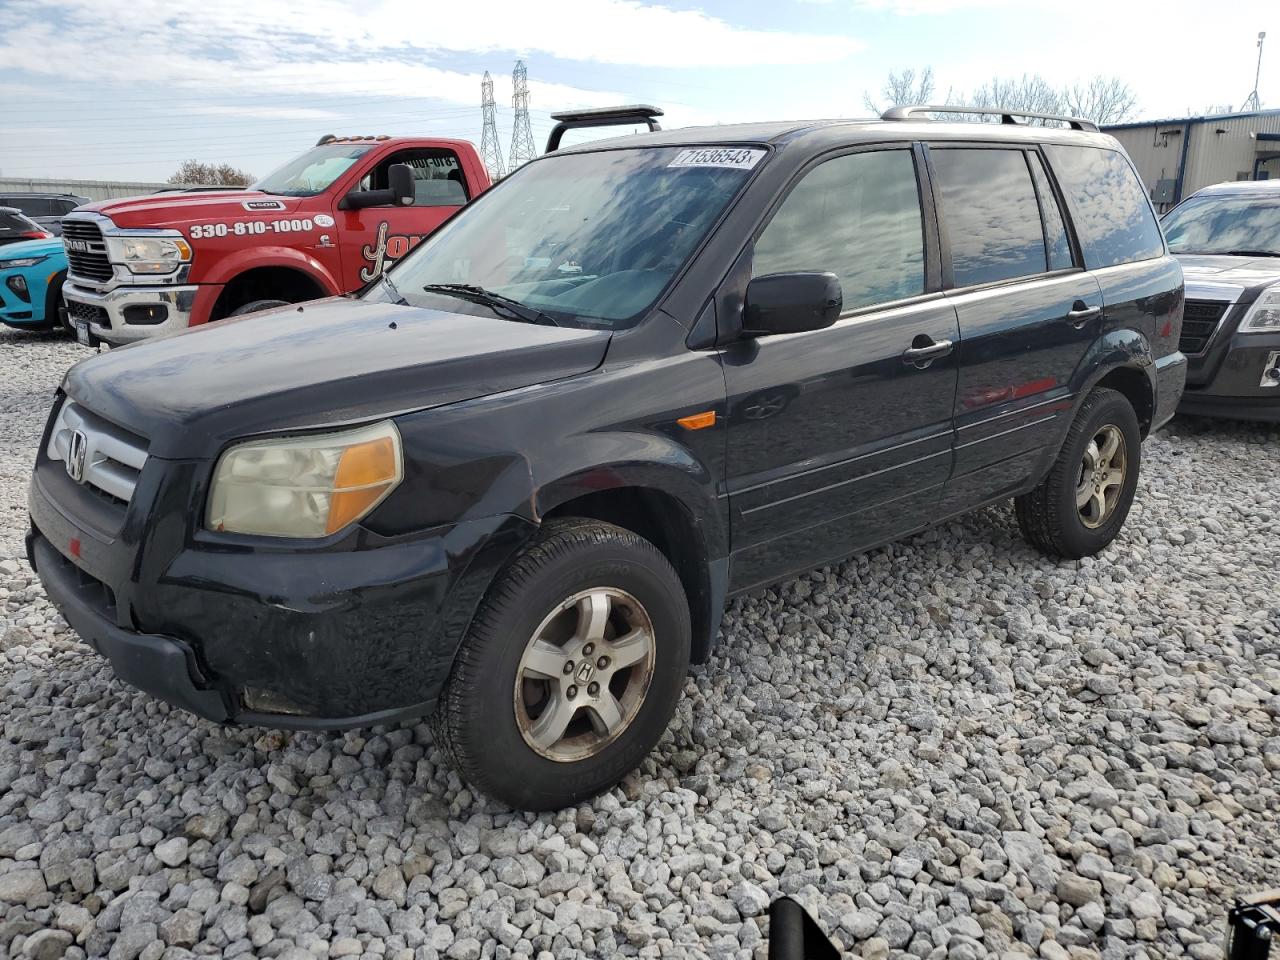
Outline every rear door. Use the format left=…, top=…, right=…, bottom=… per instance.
left=722, top=145, right=960, bottom=592
left=928, top=143, right=1102, bottom=513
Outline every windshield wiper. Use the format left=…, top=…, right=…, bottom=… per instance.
left=1185, top=249, right=1280, bottom=258
left=420, top=283, right=559, bottom=326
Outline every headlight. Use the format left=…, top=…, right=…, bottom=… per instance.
left=105, top=234, right=192, bottom=275
left=1239, top=283, right=1280, bottom=334
left=207, top=421, right=402, bottom=538
left=0, top=255, right=47, bottom=269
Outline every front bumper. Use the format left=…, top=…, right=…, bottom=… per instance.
left=0, top=267, right=50, bottom=327
left=1179, top=330, right=1280, bottom=423
left=62, top=279, right=201, bottom=344
left=28, top=452, right=535, bottom=728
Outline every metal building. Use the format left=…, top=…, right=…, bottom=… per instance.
left=1104, top=108, right=1280, bottom=213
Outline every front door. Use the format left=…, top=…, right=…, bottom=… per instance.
left=722, top=146, right=959, bottom=592
left=339, top=147, right=471, bottom=288
left=927, top=144, right=1103, bottom=512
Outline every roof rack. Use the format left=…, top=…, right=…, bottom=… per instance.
left=545, top=105, right=663, bottom=153
left=881, top=104, right=1099, bottom=133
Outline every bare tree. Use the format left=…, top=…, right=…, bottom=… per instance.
left=863, top=67, right=935, bottom=115
left=968, top=74, right=1064, bottom=120
left=1063, top=75, right=1139, bottom=125
left=167, top=160, right=254, bottom=186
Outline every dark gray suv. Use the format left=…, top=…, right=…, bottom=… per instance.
left=0, top=192, right=89, bottom=237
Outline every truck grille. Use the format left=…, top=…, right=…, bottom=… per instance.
left=65, top=298, right=110, bottom=329
left=1179, top=299, right=1229, bottom=356
left=46, top=400, right=149, bottom=505
left=61, top=220, right=114, bottom=284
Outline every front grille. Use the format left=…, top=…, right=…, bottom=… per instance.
left=65, top=298, right=109, bottom=329
left=1179, top=299, right=1229, bottom=355
left=46, top=400, right=149, bottom=504
left=61, top=220, right=113, bottom=283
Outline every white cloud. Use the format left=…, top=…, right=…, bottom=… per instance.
left=190, top=105, right=343, bottom=121
left=852, top=0, right=1015, bottom=12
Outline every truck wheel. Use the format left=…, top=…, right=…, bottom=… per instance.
left=1015, top=387, right=1141, bottom=559
left=228, top=299, right=290, bottom=317
left=433, top=519, right=690, bottom=810
left=44, top=273, right=69, bottom=334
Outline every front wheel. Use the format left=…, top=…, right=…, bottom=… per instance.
left=433, top=520, right=690, bottom=810
left=1015, top=387, right=1141, bottom=559
left=227, top=299, right=290, bottom=317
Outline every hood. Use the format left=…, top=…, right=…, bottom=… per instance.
left=1175, top=254, right=1280, bottom=296
left=0, top=237, right=64, bottom=263
left=64, top=298, right=611, bottom=459
left=82, top=190, right=309, bottom=229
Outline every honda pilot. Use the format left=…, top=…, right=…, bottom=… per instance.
left=28, top=105, right=1185, bottom=810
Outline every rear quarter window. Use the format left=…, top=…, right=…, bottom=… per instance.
left=1044, top=145, right=1164, bottom=269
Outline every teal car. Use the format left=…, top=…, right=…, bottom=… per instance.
left=0, top=234, right=71, bottom=333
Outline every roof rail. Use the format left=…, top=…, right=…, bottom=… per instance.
left=546, top=105, right=663, bottom=153
left=881, top=104, right=1099, bottom=133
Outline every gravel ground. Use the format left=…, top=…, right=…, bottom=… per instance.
left=1, top=327, right=1277, bottom=960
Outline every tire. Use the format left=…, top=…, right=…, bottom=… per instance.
left=433, top=519, right=690, bottom=810
left=227, top=299, right=290, bottom=317
left=1015, top=387, right=1141, bottom=559
left=44, top=273, right=69, bottom=334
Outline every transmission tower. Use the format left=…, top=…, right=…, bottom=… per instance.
left=508, top=60, right=537, bottom=169
left=1243, top=31, right=1266, bottom=111
left=480, top=71, right=506, bottom=180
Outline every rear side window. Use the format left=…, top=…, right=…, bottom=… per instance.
left=1028, top=154, right=1074, bottom=271
left=1044, top=145, right=1164, bottom=268
left=931, top=148, right=1047, bottom=287
left=753, top=149, right=925, bottom=311
left=9, top=197, right=55, bottom=217
left=0, top=210, right=35, bottom=230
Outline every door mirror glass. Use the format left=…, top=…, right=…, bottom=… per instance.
left=343, top=163, right=417, bottom=210
left=742, top=272, right=842, bottom=336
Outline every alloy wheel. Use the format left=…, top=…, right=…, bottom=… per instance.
left=1076, top=423, right=1127, bottom=529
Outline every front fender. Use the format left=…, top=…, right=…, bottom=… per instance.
left=199, top=245, right=342, bottom=294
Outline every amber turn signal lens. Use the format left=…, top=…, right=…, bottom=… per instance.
left=326, top=435, right=400, bottom=534
left=677, top=410, right=717, bottom=430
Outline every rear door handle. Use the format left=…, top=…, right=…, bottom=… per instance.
left=902, top=337, right=954, bottom=366
left=1066, top=302, right=1102, bottom=327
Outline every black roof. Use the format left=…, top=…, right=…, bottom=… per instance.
left=555, top=117, right=1118, bottom=155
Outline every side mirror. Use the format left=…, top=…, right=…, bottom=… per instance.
left=742, top=272, right=842, bottom=337
left=341, top=163, right=416, bottom=210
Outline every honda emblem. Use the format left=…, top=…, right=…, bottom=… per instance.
left=67, top=429, right=88, bottom=483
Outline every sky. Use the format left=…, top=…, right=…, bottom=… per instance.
left=0, top=0, right=1276, bottom=183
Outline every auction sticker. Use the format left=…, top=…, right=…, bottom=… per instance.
left=668, top=147, right=765, bottom=170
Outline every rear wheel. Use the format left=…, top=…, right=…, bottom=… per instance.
left=1015, top=387, right=1141, bottom=559
left=227, top=299, right=290, bottom=318
left=433, top=519, right=690, bottom=810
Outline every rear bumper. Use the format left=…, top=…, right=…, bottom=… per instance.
left=62, top=280, right=211, bottom=344
left=1151, top=350, right=1188, bottom=432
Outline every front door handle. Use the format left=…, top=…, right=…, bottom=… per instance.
left=902, top=337, right=954, bottom=367
left=1066, top=301, right=1102, bottom=327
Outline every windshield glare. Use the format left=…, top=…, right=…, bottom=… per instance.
left=1161, top=194, right=1280, bottom=256
left=253, top=144, right=373, bottom=197
left=380, top=146, right=762, bottom=327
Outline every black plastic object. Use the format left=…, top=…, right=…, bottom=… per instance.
left=742, top=272, right=842, bottom=337
left=1228, top=889, right=1280, bottom=960
left=768, top=898, right=840, bottom=960
left=545, top=105, right=663, bottom=152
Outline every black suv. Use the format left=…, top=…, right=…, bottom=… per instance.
left=1160, top=180, right=1280, bottom=421
left=28, top=106, right=1185, bottom=810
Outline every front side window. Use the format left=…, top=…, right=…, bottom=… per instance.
left=1044, top=145, right=1164, bottom=268
left=932, top=148, right=1048, bottom=287
left=382, top=145, right=761, bottom=327
left=253, top=144, right=374, bottom=197
left=361, top=149, right=468, bottom=206
left=753, top=149, right=925, bottom=311
left=1161, top=194, right=1280, bottom=257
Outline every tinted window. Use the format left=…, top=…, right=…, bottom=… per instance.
left=1161, top=194, right=1280, bottom=256
left=1028, top=154, right=1074, bottom=271
left=0, top=210, right=37, bottom=231
left=8, top=197, right=55, bottom=217
left=754, top=150, right=924, bottom=311
left=1044, top=145, right=1163, bottom=268
left=932, top=148, right=1046, bottom=287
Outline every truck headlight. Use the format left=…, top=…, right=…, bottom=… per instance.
left=1239, top=283, right=1280, bottom=334
left=207, top=421, right=402, bottom=538
left=106, top=234, right=192, bottom=275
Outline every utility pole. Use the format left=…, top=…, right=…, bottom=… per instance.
left=480, top=71, right=506, bottom=181
left=1243, top=31, right=1266, bottom=111
left=508, top=60, right=537, bottom=170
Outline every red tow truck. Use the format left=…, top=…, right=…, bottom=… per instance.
left=60, top=136, right=492, bottom=345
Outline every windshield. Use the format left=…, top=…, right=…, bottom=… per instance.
left=1161, top=194, right=1280, bottom=256
left=379, top=145, right=764, bottom=328
left=253, top=144, right=374, bottom=197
